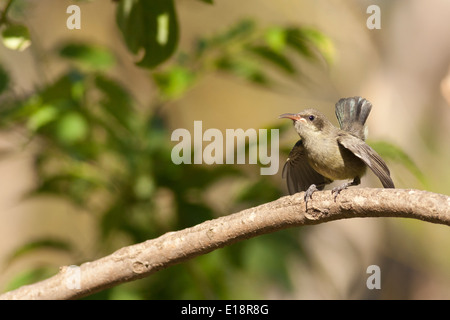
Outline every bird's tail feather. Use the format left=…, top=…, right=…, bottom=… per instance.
left=335, top=96, right=372, bottom=140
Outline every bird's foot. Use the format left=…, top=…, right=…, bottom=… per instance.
left=331, top=184, right=349, bottom=202
left=304, top=184, right=318, bottom=210
left=331, top=177, right=360, bottom=202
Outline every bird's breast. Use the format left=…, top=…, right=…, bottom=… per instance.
left=303, top=136, right=366, bottom=181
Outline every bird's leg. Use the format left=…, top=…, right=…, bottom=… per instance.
left=304, top=183, right=328, bottom=210
left=331, top=176, right=360, bottom=201
left=304, top=185, right=317, bottom=211
left=304, top=184, right=318, bottom=210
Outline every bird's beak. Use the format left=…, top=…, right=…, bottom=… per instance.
left=279, top=113, right=301, bottom=121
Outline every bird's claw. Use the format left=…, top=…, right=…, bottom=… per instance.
left=331, top=186, right=345, bottom=202
left=304, top=184, right=318, bottom=210
left=331, top=177, right=359, bottom=202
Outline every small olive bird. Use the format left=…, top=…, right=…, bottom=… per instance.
left=280, top=96, right=394, bottom=208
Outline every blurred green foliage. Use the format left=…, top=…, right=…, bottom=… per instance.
left=152, top=19, right=335, bottom=99
left=0, top=0, right=420, bottom=299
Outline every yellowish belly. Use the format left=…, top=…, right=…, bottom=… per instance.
left=307, top=144, right=366, bottom=181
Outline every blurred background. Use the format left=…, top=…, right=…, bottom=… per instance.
left=0, top=0, right=449, bottom=299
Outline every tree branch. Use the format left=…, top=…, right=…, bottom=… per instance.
left=1, top=188, right=449, bottom=300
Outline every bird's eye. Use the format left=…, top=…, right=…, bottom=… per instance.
left=308, top=115, right=315, bottom=121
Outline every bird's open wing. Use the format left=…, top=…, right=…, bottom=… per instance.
left=337, top=134, right=395, bottom=188
left=282, top=140, right=332, bottom=194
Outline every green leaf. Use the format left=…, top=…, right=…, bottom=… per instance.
left=59, top=43, right=115, bottom=70
left=286, top=28, right=314, bottom=59
left=116, top=0, right=179, bottom=68
left=40, top=71, right=85, bottom=103
left=153, top=66, right=196, bottom=99
left=194, top=19, right=255, bottom=58
left=56, top=112, right=89, bottom=144
left=198, top=0, right=214, bottom=4
left=27, top=104, right=59, bottom=131
left=1, top=24, right=31, bottom=51
left=216, top=57, right=269, bottom=86
left=248, top=46, right=296, bottom=74
left=264, top=27, right=287, bottom=52
left=213, top=19, right=255, bottom=45
left=287, top=27, right=334, bottom=64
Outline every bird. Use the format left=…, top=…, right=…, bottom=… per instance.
left=279, top=96, right=394, bottom=209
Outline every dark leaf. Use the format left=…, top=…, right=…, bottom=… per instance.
left=286, top=27, right=334, bottom=64
left=116, top=0, right=179, bottom=68
left=1, top=24, right=31, bottom=51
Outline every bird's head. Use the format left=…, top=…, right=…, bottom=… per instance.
left=279, top=109, right=331, bottom=138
